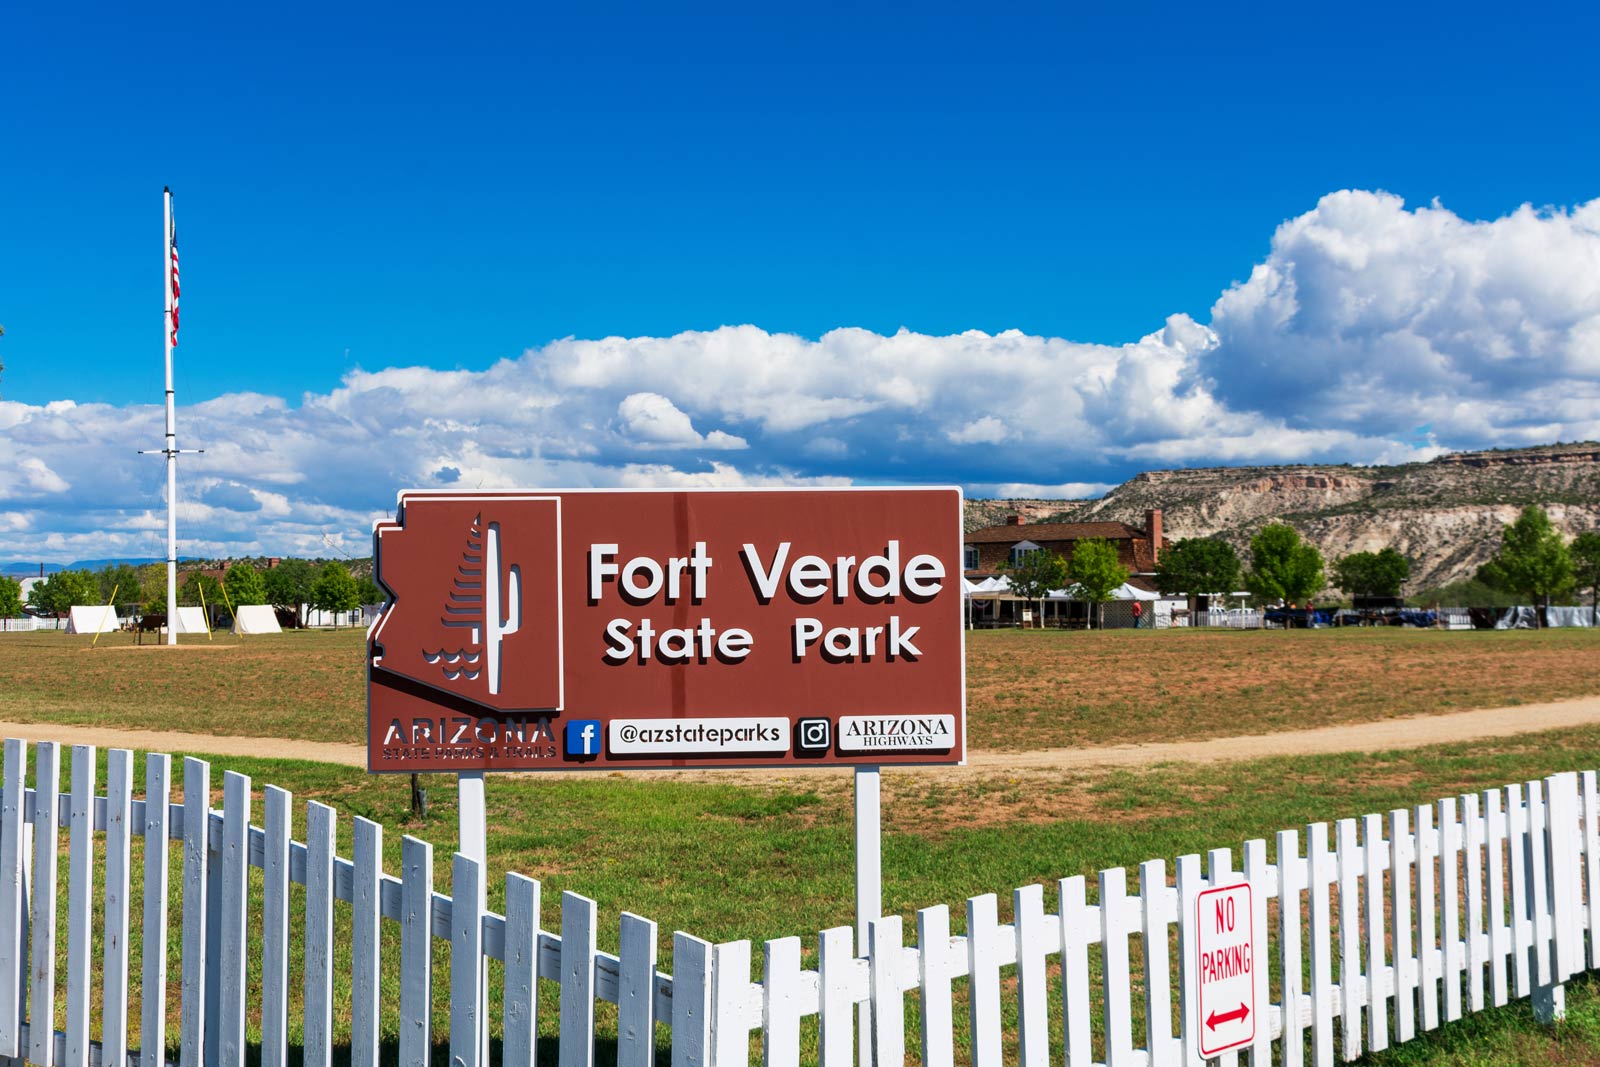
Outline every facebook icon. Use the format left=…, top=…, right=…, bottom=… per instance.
left=565, top=720, right=602, bottom=759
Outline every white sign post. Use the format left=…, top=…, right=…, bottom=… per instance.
left=854, top=765, right=881, bottom=1067
left=1196, top=882, right=1256, bottom=1058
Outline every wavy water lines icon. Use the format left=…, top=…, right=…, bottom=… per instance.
left=436, top=513, right=520, bottom=694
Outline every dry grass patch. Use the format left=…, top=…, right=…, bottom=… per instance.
left=966, top=627, right=1600, bottom=749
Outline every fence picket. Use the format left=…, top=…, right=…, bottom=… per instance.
left=763, top=935, right=804, bottom=1067
left=504, top=874, right=542, bottom=1067
left=1416, top=803, right=1440, bottom=1031
left=868, top=918, right=904, bottom=1067
left=1508, top=784, right=1532, bottom=999
left=304, top=801, right=337, bottom=1067
left=1275, top=832, right=1305, bottom=1067
left=29, top=741, right=60, bottom=1067
left=399, top=836, right=434, bottom=1067
left=1362, top=814, right=1388, bottom=1053
left=560, top=890, right=598, bottom=1067
left=1242, top=840, right=1270, bottom=1067
left=101, top=750, right=133, bottom=1067
left=1099, top=869, right=1134, bottom=1067
left=451, top=854, right=486, bottom=1067
left=0, top=739, right=25, bottom=1059
left=1389, top=810, right=1415, bottom=1043
left=1527, top=780, right=1552, bottom=988
left=140, top=753, right=171, bottom=1067
left=711, top=939, right=752, bottom=1067
left=1014, top=884, right=1049, bottom=1067
left=1335, top=819, right=1363, bottom=1059
left=261, top=786, right=292, bottom=1067
left=1463, top=793, right=1486, bottom=1013
left=1485, top=789, right=1509, bottom=1007
left=215, top=772, right=250, bottom=1067
left=1306, top=824, right=1334, bottom=1067
left=1175, top=854, right=1204, bottom=1066
left=179, top=756, right=209, bottom=1067
left=1438, top=797, right=1462, bottom=1022
left=966, top=893, right=1002, bottom=1067
left=64, top=745, right=96, bottom=1067
left=1057, top=878, right=1091, bottom=1067
left=674, top=933, right=714, bottom=1067
left=352, top=817, right=382, bottom=1067
left=1584, top=772, right=1600, bottom=971
left=915, top=909, right=954, bottom=1067
left=1546, top=774, right=1581, bottom=981
left=619, top=912, right=658, bottom=1067
left=1140, top=859, right=1176, bottom=1067
left=818, top=926, right=856, bottom=1067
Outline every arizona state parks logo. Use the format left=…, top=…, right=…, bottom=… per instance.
left=371, top=494, right=563, bottom=713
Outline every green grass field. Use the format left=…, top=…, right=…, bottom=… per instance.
left=4, top=626, right=1600, bottom=1064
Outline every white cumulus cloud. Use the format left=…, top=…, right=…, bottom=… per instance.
left=3, top=189, right=1599, bottom=561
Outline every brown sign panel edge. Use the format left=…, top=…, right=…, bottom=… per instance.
left=365, top=485, right=967, bottom=773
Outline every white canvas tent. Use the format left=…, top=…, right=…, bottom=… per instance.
left=66, top=605, right=122, bottom=634
left=169, top=606, right=209, bottom=634
left=231, top=604, right=283, bottom=635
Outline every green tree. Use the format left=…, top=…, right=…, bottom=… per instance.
left=1408, top=576, right=1518, bottom=609
left=179, top=571, right=224, bottom=610
left=95, top=563, right=143, bottom=613
left=263, top=558, right=315, bottom=627
left=1246, top=523, right=1325, bottom=608
left=138, top=565, right=169, bottom=614
left=1332, top=547, right=1411, bottom=598
left=27, top=570, right=98, bottom=616
left=355, top=575, right=383, bottom=606
left=1566, top=530, right=1600, bottom=625
left=1483, top=505, right=1574, bottom=625
left=0, top=576, right=23, bottom=630
left=1154, top=537, right=1241, bottom=607
left=998, top=549, right=1069, bottom=628
left=224, top=562, right=268, bottom=607
left=310, top=562, right=361, bottom=625
left=1067, top=538, right=1131, bottom=630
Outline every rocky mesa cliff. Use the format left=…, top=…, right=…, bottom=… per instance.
left=967, top=442, right=1600, bottom=592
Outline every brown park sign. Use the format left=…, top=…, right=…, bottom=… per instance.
left=367, top=488, right=965, bottom=771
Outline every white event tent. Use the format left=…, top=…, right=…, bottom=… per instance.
left=65, top=606, right=121, bottom=634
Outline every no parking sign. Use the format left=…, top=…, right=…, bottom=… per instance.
left=1196, top=882, right=1256, bottom=1057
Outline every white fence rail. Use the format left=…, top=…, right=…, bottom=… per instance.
left=0, top=617, right=67, bottom=632
left=1194, top=610, right=1265, bottom=630
left=0, top=738, right=1593, bottom=1067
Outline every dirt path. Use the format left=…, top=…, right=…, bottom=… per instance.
left=2, top=695, right=1597, bottom=779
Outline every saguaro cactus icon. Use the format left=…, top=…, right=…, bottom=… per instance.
left=482, top=521, right=520, bottom=695
left=436, top=514, right=521, bottom=694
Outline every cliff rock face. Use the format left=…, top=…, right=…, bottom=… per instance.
left=965, top=443, right=1600, bottom=591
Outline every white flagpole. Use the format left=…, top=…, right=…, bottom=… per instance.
left=164, top=187, right=178, bottom=644
left=139, top=186, right=201, bottom=641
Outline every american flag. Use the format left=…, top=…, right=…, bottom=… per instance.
left=168, top=202, right=180, bottom=346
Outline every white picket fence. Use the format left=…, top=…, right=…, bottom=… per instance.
left=1194, top=610, right=1265, bottom=630
left=0, top=617, right=67, bottom=632
left=0, top=738, right=1594, bottom=1067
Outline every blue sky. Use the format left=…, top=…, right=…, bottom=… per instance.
left=3, top=2, right=1600, bottom=560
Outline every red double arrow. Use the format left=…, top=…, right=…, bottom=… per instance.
left=1206, top=1004, right=1250, bottom=1030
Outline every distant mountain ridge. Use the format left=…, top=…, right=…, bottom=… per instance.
left=966, top=442, right=1600, bottom=593
left=2, top=557, right=201, bottom=577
